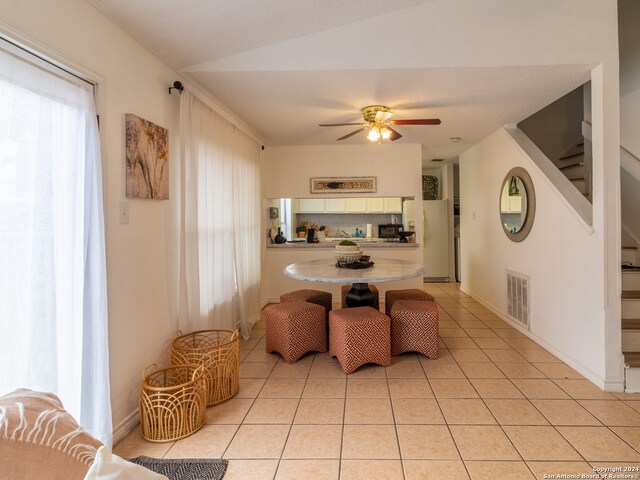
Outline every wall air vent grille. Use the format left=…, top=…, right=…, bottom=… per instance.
left=506, top=270, right=530, bottom=329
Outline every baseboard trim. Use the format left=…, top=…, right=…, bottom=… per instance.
left=459, top=285, right=619, bottom=391
left=113, top=409, right=139, bottom=446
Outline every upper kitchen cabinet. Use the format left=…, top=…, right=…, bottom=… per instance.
left=291, top=196, right=407, bottom=214
left=345, top=198, right=367, bottom=213
left=324, top=198, right=346, bottom=212
left=384, top=197, right=403, bottom=213
left=297, top=198, right=325, bottom=213
left=366, top=197, right=385, bottom=213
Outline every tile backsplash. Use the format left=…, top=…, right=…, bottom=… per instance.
left=296, top=213, right=396, bottom=237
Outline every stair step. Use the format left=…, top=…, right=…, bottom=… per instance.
left=558, top=151, right=585, bottom=161
left=622, top=291, right=640, bottom=300
left=556, top=156, right=585, bottom=169
left=623, top=319, right=640, bottom=330
left=623, top=270, right=640, bottom=290
left=623, top=246, right=639, bottom=251
left=570, top=178, right=587, bottom=194
left=564, top=170, right=585, bottom=181
left=559, top=162, right=584, bottom=171
left=624, top=351, right=640, bottom=368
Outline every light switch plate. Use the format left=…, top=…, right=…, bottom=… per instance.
left=118, top=201, right=129, bottom=224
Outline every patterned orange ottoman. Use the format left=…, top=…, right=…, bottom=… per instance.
left=329, top=306, right=391, bottom=374
left=341, top=284, right=380, bottom=310
left=265, top=301, right=327, bottom=363
left=280, top=289, right=332, bottom=320
left=385, top=288, right=436, bottom=316
left=389, top=299, right=439, bottom=358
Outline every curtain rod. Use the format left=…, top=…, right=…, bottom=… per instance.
left=169, top=79, right=264, bottom=150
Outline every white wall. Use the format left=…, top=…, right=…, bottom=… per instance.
left=261, top=144, right=423, bottom=302
left=0, top=0, right=182, bottom=437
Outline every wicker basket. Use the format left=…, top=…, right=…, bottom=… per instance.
left=171, top=329, right=240, bottom=406
left=139, top=363, right=207, bottom=443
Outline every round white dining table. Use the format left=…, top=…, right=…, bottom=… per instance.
left=283, top=258, right=425, bottom=307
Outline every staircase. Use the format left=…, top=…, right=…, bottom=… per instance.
left=554, top=139, right=591, bottom=201
left=623, top=245, right=640, bottom=392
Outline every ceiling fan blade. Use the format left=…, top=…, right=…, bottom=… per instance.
left=386, top=126, right=402, bottom=141
left=319, top=123, right=365, bottom=127
left=375, top=110, right=393, bottom=123
left=390, top=119, right=441, bottom=125
left=337, top=128, right=366, bottom=141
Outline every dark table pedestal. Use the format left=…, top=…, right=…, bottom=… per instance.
left=345, top=282, right=376, bottom=308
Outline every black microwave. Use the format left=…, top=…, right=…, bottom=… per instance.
left=379, top=224, right=404, bottom=238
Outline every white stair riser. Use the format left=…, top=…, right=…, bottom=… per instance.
left=623, top=272, right=640, bottom=290
left=563, top=165, right=585, bottom=180
left=622, top=300, right=640, bottom=318
left=626, top=367, right=640, bottom=393
left=571, top=179, right=587, bottom=194
left=622, top=250, right=638, bottom=264
left=556, top=154, right=584, bottom=169
left=622, top=330, right=640, bottom=351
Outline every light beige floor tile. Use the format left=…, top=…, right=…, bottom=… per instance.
left=613, top=392, right=640, bottom=400
left=553, top=379, right=617, bottom=400
left=340, top=460, right=404, bottom=480
left=457, top=320, right=488, bottom=329
left=421, top=347, right=455, bottom=363
left=282, top=424, right=342, bottom=459
left=450, top=349, right=491, bottom=363
left=458, top=362, right=506, bottom=379
left=392, top=398, right=446, bottom=424
left=222, top=459, right=279, bottom=480
left=313, top=351, right=336, bottom=363
left=469, top=379, right=525, bottom=399
left=464, top=329, right=498, bottom=338
left=166, top=425, right=238, bottom=458
left=403, top=460, right=470, bottom=480
left=533, top=363, right=583, bottom=379
left=113, top=426, right=175, bottom=459
left=471, top=337, right=511, bottom=349
left=302, top=378, right=346, bottom=398
left=243, top=349, right=280, bottom=363
left=557, top=426, right=640, bottom=461
left=628, top=401, right=640, bottom=413
left=472, top=312, right=501, bottom=322
left=423, top=361, right=466, bottom=379
left=239, top=350, right=250, bottom=362
left=397, top=425, right=460, bottom=460
left=308, top=361, right=347, bottom=378
left=244, top=398, right=298, bottom=424
left=393, top=352, right=421, bottom=363
left=482, top=320, right=511, bottom=329
left=530, top=399, right=601, bottom=426
left=239, top=362, right=275, bottom=378
left=440, top=328, right=470, bottom=338
left=503, top=426, right=580, bottom=461
left=236, top=378, right=267, bottom=398
left=443, top=337, right=479, bottom=349
left=495, top=362, right=546, bottom=379
left=386, top=361, right=426, bottom=378
left=239, top=337, right=260, bottom=350
left=346, top=378, right=389, bottom=398
left=430, top=379, right=479, bottom=398
left=258, top=378, right=306, bottom=398
left=611, top=427, right=640, bottom=452
left=294, top=398, right=344, bottom=424
left=206, top=398, right=253, bottom=424
left=342, top=425, right=400, bottom=459
left=579, top=400, right=640, bottom=426
left=483, top=349, right=527, bottom=363
left=388, top=378, right=434, bottom=398
left=440, top=320, right=462, bottom=330
left=526, top=462, right=595, bottom=480
left=465, top=461, right=535, bottom=479
left=269, top=362, right=311, bottom=378
left=511, top=379, right=570, bottom=399
left=450, top=425, right=520, bottom=460
left=348, top=363, right=387, bottom=378
left=345, top=398, right=394, bottom=424
left=438, top=398, right=496, bottom=424
left=224, top=424, right=290, bottom=459
left=484, top=399, right=548, bottom=425
left=251, top=329, right=266, bottom=339
left=494, top=328, right=527, bottom=339
left=276, top=460, right=339, bottom=480
left=518, top=349, right=561, bottom=363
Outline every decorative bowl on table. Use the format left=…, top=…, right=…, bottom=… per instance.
left=334, top=241, right=362, bottom=264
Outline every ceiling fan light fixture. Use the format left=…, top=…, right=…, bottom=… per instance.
left=381, top=126, right=392, bottom=140
left=367, top=127, right=381, bottom=141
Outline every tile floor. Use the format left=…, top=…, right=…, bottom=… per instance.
left=115, top=283, right=640, bottom=479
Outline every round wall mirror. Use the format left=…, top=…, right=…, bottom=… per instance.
left=499, top=167, right=535, bottom=242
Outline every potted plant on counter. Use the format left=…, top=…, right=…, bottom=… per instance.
left=296, top=224, right=307, bottom=238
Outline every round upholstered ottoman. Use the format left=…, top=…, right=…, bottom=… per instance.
left=384, top=288, right=435, bottom=316
left=329, top=306, right=391, bottom=374
left=280, top=289, right=332, bottom=320
left=389, top=299, right=439, bottom=358
left=265, top=300, right=327, bottom=363
left=340, top=284, right=380, bottom=310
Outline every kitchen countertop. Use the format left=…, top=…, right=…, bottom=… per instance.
left=267, top=240, right=419, bottom=248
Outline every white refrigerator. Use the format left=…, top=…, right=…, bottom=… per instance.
left=423, top=199, right=450, bottom=280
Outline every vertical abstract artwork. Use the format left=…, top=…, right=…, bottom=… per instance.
left=125, top=113, right=169, bottom=199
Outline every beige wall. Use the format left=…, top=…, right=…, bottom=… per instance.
left=261, top=144, right=423, bottom=303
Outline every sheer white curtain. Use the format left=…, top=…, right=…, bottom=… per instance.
left=0, top=45, right=111, bottom=446
left=180, top=90, right=261, bottom=338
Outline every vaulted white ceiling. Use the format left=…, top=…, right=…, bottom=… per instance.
left=86, top=0, right=607, bottom=159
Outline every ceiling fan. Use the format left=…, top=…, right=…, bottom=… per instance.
left=319, top=105, right=441, bottom=142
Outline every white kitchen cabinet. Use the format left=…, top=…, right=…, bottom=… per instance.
left=345, top=198, right=367, bottom=212
left=500, top=194, right=522, bottom=213
left=366, top=197, right=384, bottom=212
left=297, top=198, right=325, bottom=213
left=324, top=198, right=346, bottom=212
left=384, top=197, right=403, bottom=213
